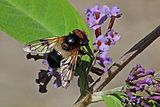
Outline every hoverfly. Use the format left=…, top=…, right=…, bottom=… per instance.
left=23, top=29, right=93, bottom=88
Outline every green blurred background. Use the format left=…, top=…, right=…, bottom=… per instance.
left=0, top=0, right=160, bottom=107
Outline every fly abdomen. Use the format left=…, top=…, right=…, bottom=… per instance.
left=47, top=49, right=63, bottom=68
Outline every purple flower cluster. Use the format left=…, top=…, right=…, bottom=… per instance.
left=123, top=64, right=160, bottom=106
left=85, top=4, right=121, bottom=30
left=85, top=4, right=121, bottom=72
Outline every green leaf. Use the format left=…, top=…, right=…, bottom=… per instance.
left=0, top=0, right=92, bottom=46
left=102, top=95, right=123, bottom=107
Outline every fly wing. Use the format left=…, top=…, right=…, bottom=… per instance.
left=23, top=37, right=65, bottom=54
left=60, top=50, right=78, bottom=88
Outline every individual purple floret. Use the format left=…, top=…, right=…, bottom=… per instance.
left=133, top=77, right=153, bottom=87
left=85, top=4, right=110, bottom=30
left=144, top=77, right=153, bottom=85
left=108, top=6, right=122, bottom=18
left=136, top=69, right=155, bottom=78
left=93, top=34, right=109, bottom=51
left=106, top=29, right=121, bottom=45
left=96, top=51, right=112, bottom=71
